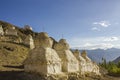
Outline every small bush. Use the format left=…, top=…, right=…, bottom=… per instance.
left=100, top=59, right=120, bottom=76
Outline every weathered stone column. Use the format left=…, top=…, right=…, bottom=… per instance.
left=73, top=49, right=87, bottom=75
left=24, top=34, right=35, bottom=49
left=81, top=50, right=101, bottom=75
left=54, top=39, right=79, bottom=73
left=24, top=32, right=62, bottom=75
left=0, top=25, right=4, bottom=36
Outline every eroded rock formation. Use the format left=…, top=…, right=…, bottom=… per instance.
left=35, top=32, right=53, bottom=48
left=81, top=50, right=100, bottom=75
left=54, top=39, right=79, bottom=73
left=0, top=25, right=4, bottom=36
left=24, top=33, right=101, bottom=77
left=0, top=21, right=101, bottom=79
left=24, top=32, right=62, bottom=75
left=73, top=49, right=87, bottom=75
left=5, top=26, right=17, bottom=36
left=24, top=34, right=35, bottom=49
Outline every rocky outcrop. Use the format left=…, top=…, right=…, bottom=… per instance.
left=73, top=50, right=101, bottom=75
left=24, top=32, right=62, bottom=75
left=5, top=26, right=17, bottom=36
left=0, top=23, right=22, bottom=43
left=24, top=34, right=101, bottom=76
left=73, top=49, right=87, bottom=75
left=0, top=25, right=4, bottom=36
left=54, top=39, right=79, bottom=73
left=81, top=50, right=100, bottom=75
left=24, top=35, right=35, bottom=49
left=35, top=32, right=53, bottom=48
left=0, top=21, right=101, bottom=76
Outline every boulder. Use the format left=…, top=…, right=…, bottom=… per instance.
left=81, top=50, right=101, bottom=75
left=24, top=35, right=35, bottom=49
left=73, top=49, right=87, bottom=75
left=0, top=25, right=4, bottom=36
left=5, top=26, right=17, bottom=36
left=81, top=50, right=91, bottom=62
left=24, top=47, right=62, bottom=75
left=54, top=39, right=79, bottom=72
left=24, top=32, right=62, bottom=75
left=35, top=32, right=53, bottom=48
left=54, top=39, right=70, bottom=51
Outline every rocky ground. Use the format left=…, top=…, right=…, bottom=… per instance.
left=0, top=64, right=120, bottom=80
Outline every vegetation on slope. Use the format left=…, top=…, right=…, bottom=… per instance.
left=100, top=58, right=120, bottom=76
left=0, top=42, right=29, bottom=67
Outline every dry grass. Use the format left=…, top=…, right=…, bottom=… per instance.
left=0, top=42, right=29, bottom=67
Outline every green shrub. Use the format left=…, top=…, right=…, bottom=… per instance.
left=100, top=59, right=120, bottom=76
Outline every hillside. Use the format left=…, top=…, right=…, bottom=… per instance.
left=0, top=42, right=29, bottom=66
left=0, top=21, right=31, bottom=70
left=0, top=20, right=120, bottom=80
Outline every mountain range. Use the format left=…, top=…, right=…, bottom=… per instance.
left=113, top=56, right=120, bottom=63
left=80, top=48, right=120, bottom=63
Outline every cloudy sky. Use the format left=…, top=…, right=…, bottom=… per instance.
left=0, top=0, right=120, bottom=49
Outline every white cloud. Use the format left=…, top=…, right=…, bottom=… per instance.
left=68, top=36, right=120, bottom=50
left=83, top=43, right=114, bottom=50
left=93, top=21, right=111, bottom=27
left=72, top=42, right=114, bottom=50
left=84, top=43, right=92, bottom=47
left=103, top=37, right=119, bottom=42
left=91, top=27, right=100, bottom=31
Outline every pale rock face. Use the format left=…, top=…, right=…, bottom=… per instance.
left=81, top=50, right=101, bottom=75
left=54, top=39, right=69, bottom=50
left=73, top=50, right=100, bottom=75
left=81, top=50, right=91, bottom=62
left=24, top=32, right=100, bottom=76
left=73, top=50, right=87, bottom=75
left=0, top=25, right=4, bottom=36
left=24, top=32, right=62, bottom=75
left=54, top=39, right=79, bottom=72
left=24, top=47, right=62, bottom=75
left=24, top=35, right=35, bottom=49
left=92, top=62, right=101, bottom=75
left=35, top=32, right=53, bottom=48
left=12, top=26, right=15, bottom=29
left=5, top=27, right=17, bottom=36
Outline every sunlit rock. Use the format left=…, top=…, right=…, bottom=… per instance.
left=24, top=32, right=62, bottom=75
left=73, top=49, right=87, bottom=75
left=24, top=34, right=35, bottom=49
left=81, top=50, right=101, bottom=75
left=35, top=32, right=53, bottom=48
left=0, top=25, right=4, bottom=36
left=54, top=39, right=79, bottom=72
left=5, top=26, right=17, bottom=36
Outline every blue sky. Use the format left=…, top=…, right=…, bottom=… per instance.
left=0, top=0, right=120, bottom=49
